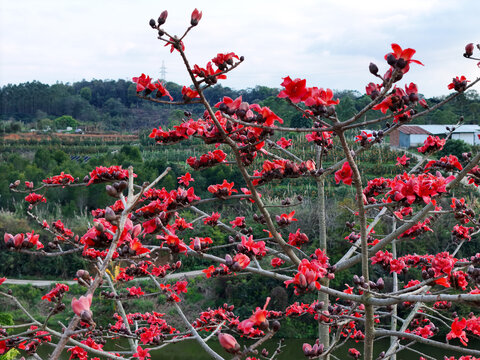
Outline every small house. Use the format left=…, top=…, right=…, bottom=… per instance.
left=390, top=124, right=480, bottom=148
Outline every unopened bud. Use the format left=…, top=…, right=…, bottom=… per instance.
left=106, top=185, right=118, bottom=197
left=158, top=10, right=168, bottom=25
left=465, top=43, right=474, bottom=57
left=369, top=62, right=379, bottom=75
left=105, top=207, right=116, bottom=222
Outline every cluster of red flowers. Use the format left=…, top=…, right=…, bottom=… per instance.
left=189, top=236, right=213, bottom=251
left=237, top=235, right=267, bottom=259
left=276, top=137, right=292, bottom=148
left=86, top=165, right=134, bottom=186
left=4, top=231, right=43, bottom=250
left=278, top=76, right=340, bottom=117
left=385, top=172, right=454, bottom=206
left=371, top=250, right=468, bottom=289
left=149, top=118, right=205, bottom=144
left=398, top=218, right=433, bottom=240
left=52, top=219, right=74, bottom=241
left=137, top=187, right=200, bottom=233
left=115, top=261, right=181, bottom=282
left=451, top=197, right=475, bottom=224
left=192, top=304, right=238, bottom=331
left=186, top=149, right=227, bottom=170
left=193, top=62, right=226, bottom=80
left=285, top=249, right=332, bottom=295
left=372, top=83, right=421, bottom=122
left=212, top=52, right=240, bottom=70
left=288, top=229, right=309, bottom=248
left=252, top=158, right=317, bottom=186
left=424, top=155, right=463, bottom=172
left=276, top=211, right=297, bottom=227
left=157, top=232, right=189, bottom=255
left=452, top=224, right=474, bottom=241
left=127, top=286, right=145, bottom=298
left=202, top=263, right=231, bottom=278
left=363, top=177, right=389, bottom=203
left=24, top=192, right=46, bottom=205
left=366, top=82, right=383, bottom=100
left=181, top=86, right=199, bottom=101
left=467, top=166, right=480, bottom=187
left=42, top=172, right=75, bottom=185
left=91, top=198, right=124, bottom=218
left=417, top=135, right=446, bottom=154
left=132, top=73, right=173, bottom=100
left=203, top=212, right=220, bottom=226
left=110, top=312, right=177, bottom=344
left=41, top=283, right=69, bottom=302
left=207, top=179, right=238, bottom=198
left=80, top=217, right=117, bottom=248
left=11, top=325, right=53, bottom=355
left=305, top=128, right=333, bottom=148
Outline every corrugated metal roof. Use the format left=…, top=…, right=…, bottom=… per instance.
left=399, top=124, right=480, bottom=135
left=399, top=125, right=430, bottom=134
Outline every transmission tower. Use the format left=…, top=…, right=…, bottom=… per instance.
left=160, top=60, right=167, bottom=81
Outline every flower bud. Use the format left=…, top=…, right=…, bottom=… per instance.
left=271, top=320, right=281, bottom=332
left=369, top=62, right=379, bottom=75
left=303, top=343, right=313, bottom=356
left=158, top=10, right=168, bottom=25
left=149, top=19, right=156, bottom=28
left=218, top=333, right=240, bottom=353
left=105, top=207, right=117, bottom=222
left=465, top=43, right=474, bottom=57
left=190, top=8, right=202, bottom=26
left=386, top=53, right=397, bottom=67
left=106, top=185, right=118, bottom=197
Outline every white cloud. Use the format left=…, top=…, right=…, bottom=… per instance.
left=1, top=0, right=479, bottom=96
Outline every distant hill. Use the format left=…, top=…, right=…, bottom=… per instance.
left=1, top=79, right=478, bottom=132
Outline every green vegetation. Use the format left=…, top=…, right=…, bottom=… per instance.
left=1, top=80, right=479, bottom=339
left=1, top=80, right=479, bottom=132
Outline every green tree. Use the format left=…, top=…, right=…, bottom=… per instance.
left=54, top=115, right=78, bottom=129
left=80, top=86, right=92, bottom=102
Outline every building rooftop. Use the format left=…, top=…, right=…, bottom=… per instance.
left=399, top=124, right=480, bottom=135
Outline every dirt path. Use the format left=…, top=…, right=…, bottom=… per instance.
left=3, top=270, right=205, bottom=287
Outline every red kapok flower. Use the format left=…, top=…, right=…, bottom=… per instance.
left=71, top=293, right=93, bottom=323
left=181, top=86, right=199, bottom=101
left=276, top=137, right=292, bottom=149
left=271, top=257, right=285, bottom=268
left=396, top=155, right=410, bottom=167
left=178, top=173, right=194, bottom=187
left=385, top=43, right=424, bottom=74
left=446, top=318, right=468, bottom=346
left=448, top=76, right=469, bottom=92
left=278, top=76, right=308, bottom=103
left=335, top=162, right=353, bottom=185
left=133, top=345, right=151, bottom=360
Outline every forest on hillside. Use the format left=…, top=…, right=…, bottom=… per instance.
left=1, top=79, right=479, bottom=132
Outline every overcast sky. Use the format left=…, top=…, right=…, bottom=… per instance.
left=1, top=0, right=479, bottom=97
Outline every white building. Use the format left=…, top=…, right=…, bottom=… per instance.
left=390, top=124, right=480, bottom=148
